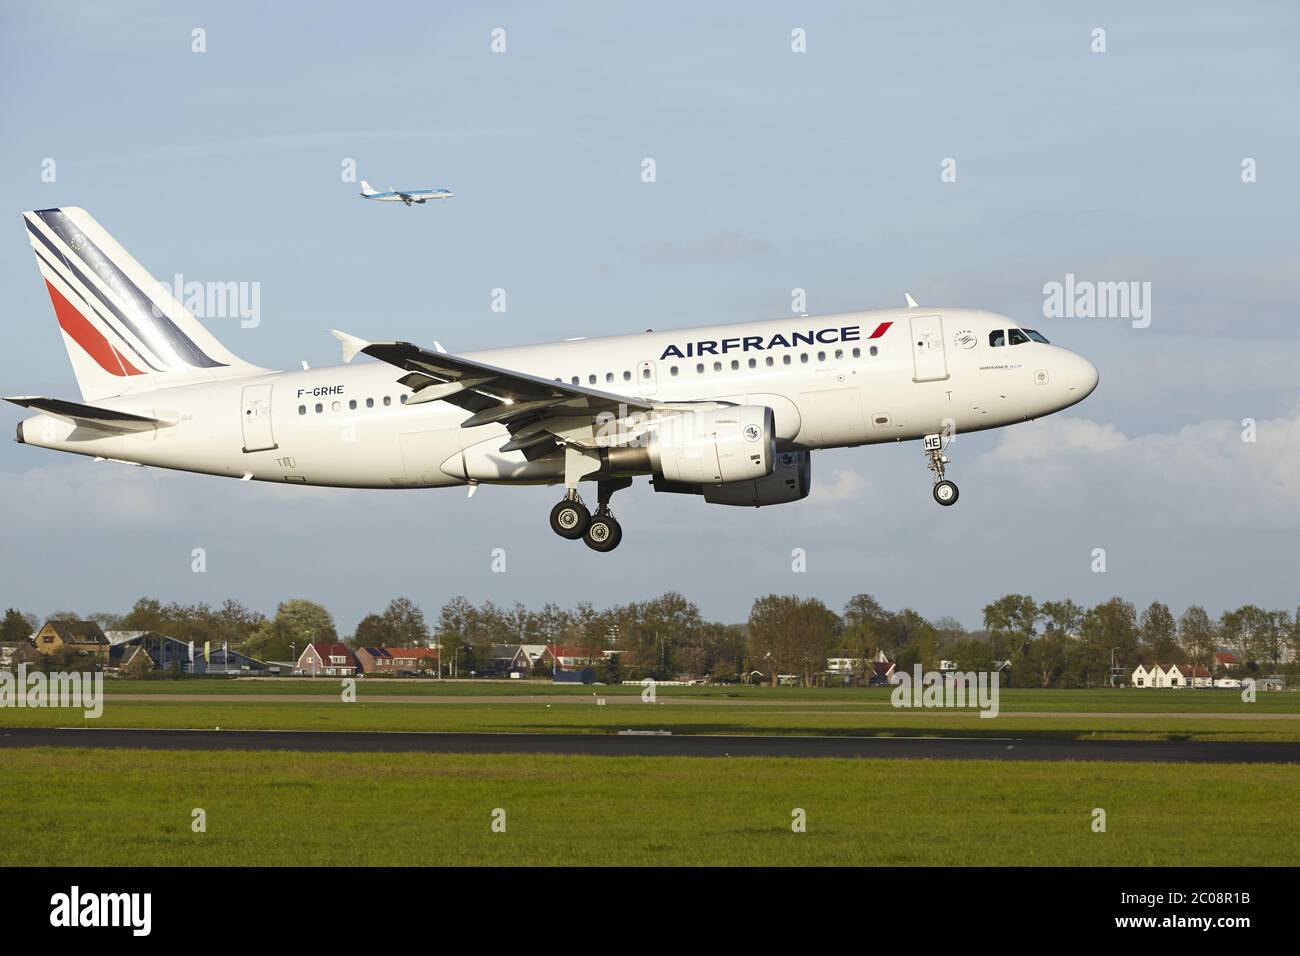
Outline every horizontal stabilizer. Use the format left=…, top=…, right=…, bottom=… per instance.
left=5, top=396, right=166, bottom=433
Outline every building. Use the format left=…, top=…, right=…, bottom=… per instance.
left=552, top=645, right=599, bottom=670
left=354, top=646, right=439, bottom=675
left=1214, top=651, right=1239, bottom=671
left=295, top=642, right=358, bottom=677
left=108, top=643, right=152, bottom=675
left=0, top=642, right=24, bottom=668
left=106, top=631, right=273, bottom=675
left=486, top=643, right=554, bottom=676
left=826, top=652, right=865, bottom=677
left=1130, top=662, right=1212, bottom=688
left=32, top=620, right=110, bottom=662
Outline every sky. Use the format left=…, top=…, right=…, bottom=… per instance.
left=0, top=1, right=1297, bottom=633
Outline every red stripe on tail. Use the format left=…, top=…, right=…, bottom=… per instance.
left=44, top=279, right=143, bottom=376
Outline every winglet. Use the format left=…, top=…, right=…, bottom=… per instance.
left=330, top=330, right=371, bottom=364
left=433, top=340, right=448, bottom=354
left=904, top=293, right=919, bottom=308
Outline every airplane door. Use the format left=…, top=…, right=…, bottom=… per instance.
left=637, top=360, right=658, bottom=397
left=240, top=384, right=277, bottom=452
left=909, top=315, right=949, bottom=383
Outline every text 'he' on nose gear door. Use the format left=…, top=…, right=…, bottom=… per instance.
left=241, top=384, right=277, bottom=452
left=909, top=314, right=949, bottom=383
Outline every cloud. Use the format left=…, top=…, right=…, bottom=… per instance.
left=975, top=410, right=1300, bottom=529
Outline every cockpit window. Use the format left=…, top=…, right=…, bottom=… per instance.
left=1023, top=328, right=1050, bottom=343
left=989, top=329, right=1005, bottom=347
left=1008, top=328, right=1030, bottom=345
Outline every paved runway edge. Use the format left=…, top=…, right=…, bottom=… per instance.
left=1, top=727, right=1298, bottom=763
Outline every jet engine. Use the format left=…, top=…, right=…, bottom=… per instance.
left=647, top=405, right=775, bottom=485
left=653, top=447, right=810, bottom=507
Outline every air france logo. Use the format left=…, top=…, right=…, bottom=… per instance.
left=743, top=424, right=761, bottom=442
left=50, top=886, right=151, bottom=936
left=657, top=322, right=891, bottom=360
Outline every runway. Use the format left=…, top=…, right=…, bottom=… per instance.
left=1, top=727, right=1298, bottom=763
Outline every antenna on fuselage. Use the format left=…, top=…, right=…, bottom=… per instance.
left=904, top=293, right=919, bottom=308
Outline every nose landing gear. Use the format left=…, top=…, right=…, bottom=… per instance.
left=924, top=434, right=959, bottom=506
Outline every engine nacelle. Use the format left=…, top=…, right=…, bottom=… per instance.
left=702, top=449, right=812, bottom=506
left=648, top=405, right=775, bottom=485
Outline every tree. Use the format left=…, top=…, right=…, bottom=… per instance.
left=1140, top=602, right=1180, bottom=662
left=243, top=599, right=337, bottom=662
left=1039, top=599, right=1084, bottom=639
left=982, top=594, right=1038, bottom=659
left=1022, top=631, right=1071, bottom=687
left=747, top=595, right=839, bottom=687
left=1, top=608, right=31, bottom=643
left=1078, top=598, right=1138, bottom=687
left=1178, top=606, right=1218, bottom=674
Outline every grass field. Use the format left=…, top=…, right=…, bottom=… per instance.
left=2, top=681, right=1296, bottom=742
left=2, top=747, right=1296, bottom=866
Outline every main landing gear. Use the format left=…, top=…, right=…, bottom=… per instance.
left=550, top=477, right=631, bottom=552
left=924, top=433, right=959, bottom=507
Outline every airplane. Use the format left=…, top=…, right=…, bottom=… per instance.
left=359, top=181, right=453, bottom=206
left=8, top=207, right=1098, bottom=552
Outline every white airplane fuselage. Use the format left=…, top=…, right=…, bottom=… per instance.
left=17, top=307, right=1098, bottom=490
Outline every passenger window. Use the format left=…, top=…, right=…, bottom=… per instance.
left=783, top=355, right=791, bottom=365
left=800, top=353, right=809, bottom=364
left=670, top=366, right=679, bottom=376
left=383, top=396, right=391, bottom=406
left=399, top=394, right=408, bottom=404
left=748, top=358, right=756, bottom=368
left=298, top=405, right=306, bottom=416
left=696, top=363, right=704, bottom=374
left=315, top=403, right=323, bottom=413
left=605, top=372, right=614, bottom=383
left=642, top=367, right=651, bottom=379
left=588, top=374, right=596, bottom=384
left=1008, top=328, right=1029, bottom=346
left=834, top=349, right=843, bottom=360
left=730, top=360, right=739, bottom=371
left=713, top=361, right=722, bottom=372
left=817, top=351, right=826, bottom=362
left=623, top=370, right=631, bottom=381
left=869, top=346, right=878, bottom=356
left=571, top=376, right=579, bottom=385
left=348, top=399, right=357, bottom=410
left=990, top=330, right=1006, bottom=347
left=366, top=398, right=374, bottom=408
left=852, top=347, right=861, bottom=358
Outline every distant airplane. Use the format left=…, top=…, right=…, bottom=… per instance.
left=359, top=181, right=453, bottom=206
left=9, top=207, right=1099, bottom=553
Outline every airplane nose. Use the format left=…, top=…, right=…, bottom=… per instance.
left=1064, top=352, right=1099, bottom=398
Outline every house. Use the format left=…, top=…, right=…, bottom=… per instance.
left=295, top=642, right=358, bottom=677
left=552, top=645, right=598, bottom=670
left=1166, top=664, right=1212, bottom=688
left=354, top=646, right=439, bottom=675
left=1130, top=663, right=1159, bottom=688
left=1214, top=651, right=1239, bottom=671
left=826, top=652, right=865, bottom=677
left=487, top=643, right=554, bottom=676
left=32, top=620, right=110, bottom=662
left=1131, top=662, right=1212, bottom=689
left=108, top=643, right=152, bottom=675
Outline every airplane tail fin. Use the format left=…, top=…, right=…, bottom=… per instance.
left=21, top=207, right=264, bottom=402
left=359, top=180, right=378, bottom=196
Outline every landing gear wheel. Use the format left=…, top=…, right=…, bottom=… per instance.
left=549, top=499, right=590, bottom=539
left=584, top=514, right=622, bottom=552
left=933, top=480, right=959, bottom=506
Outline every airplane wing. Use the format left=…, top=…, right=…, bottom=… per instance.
left=346, top=336, right=657, bottom=456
